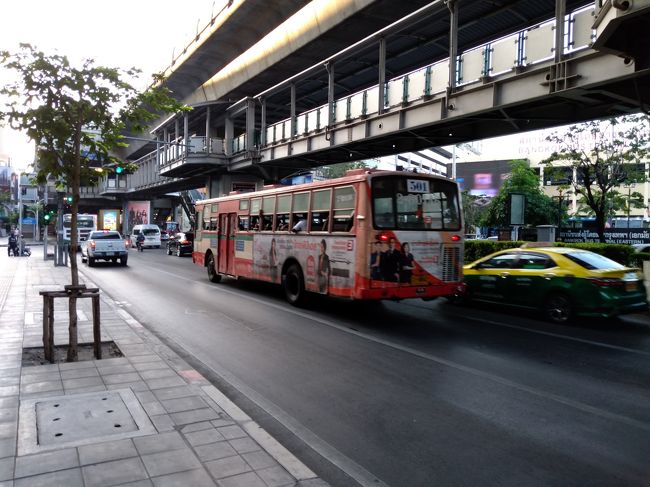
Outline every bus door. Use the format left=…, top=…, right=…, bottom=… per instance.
left=218, top=213, right=237, bottom=275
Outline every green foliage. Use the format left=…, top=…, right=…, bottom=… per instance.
left=319, top=160, right=373, bottom=179
left=630, top=252, right=650, bottom=268
left=464, top=240, right=525, bottom=263
left=462, top=191, right=489, bottom=234
left=465, top=240, right=637, bottom=267
left=543, top=116, right=650, bottom=242
left=0, top=44, right=188, bottom=361
left=480, top=159, right=558, bottom=227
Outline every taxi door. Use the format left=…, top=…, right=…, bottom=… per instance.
left=467, top=253, right=517, bottom=302
left=507, top=252, right=559, bottom=308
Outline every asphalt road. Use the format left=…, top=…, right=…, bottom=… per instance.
left=80, top=248, right=650, bottom=487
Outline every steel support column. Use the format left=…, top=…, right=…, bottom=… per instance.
left=326, top=61, right=335, bottom=126
left=174, top=119, right=180, bottom=159
left=225, top=116, right=234, bottom=157
left=290, top=84, right=297, bottom=138
left=446, top=0, right=458, bottom=92
left=260, top=98, right=267, bottom=146
left=554, top=0, right=566, bottom=63
left=205, top=106, right=211, bottom=153
left=246, top=98, right=256, bottom=149
left=184, top=112, right=189, bottom=156
left=378, top=37, right=386, bottom=115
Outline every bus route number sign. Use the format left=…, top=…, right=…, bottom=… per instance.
left=407, top=179, right=430, bottom=193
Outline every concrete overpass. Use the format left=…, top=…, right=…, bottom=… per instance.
left=102, top=0, right=649, bottom=203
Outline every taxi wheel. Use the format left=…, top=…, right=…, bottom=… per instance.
left=543, top=293, right=572, bottom=324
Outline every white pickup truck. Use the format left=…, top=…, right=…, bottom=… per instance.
left=81, top=230, right=129, bottom=267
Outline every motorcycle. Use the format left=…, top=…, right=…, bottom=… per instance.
left=7, top=236, right=30, bottom=257
left=136, top=239, right=144, bottom=252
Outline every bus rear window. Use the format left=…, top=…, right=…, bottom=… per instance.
left=372, top=176, right=460, bottom=230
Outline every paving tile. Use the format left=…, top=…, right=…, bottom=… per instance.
left=0, top=399, right=18, bottom=410
left=160, top=396, right=208, bottom=414
left=180, top=422, right=213, bottom=434
left=60, top=368, right=100, bottom=379
left=81, top=457, right=148, bottom=487
left=256, top=466, right=295, bottom=487
left=193, top=442, right=238, bottom=463
left=133, top=362, right=170, bottom=372
left=0, top=409, right=17, bottom=424
left=170, top=408, right=220, bottom=426
left=19, top=373, right=60, bottom=385
left=210, top=419, right=235, bottom=429
left=152, top=386, right=196, bottom=402
left=151, top=468, right=216, bottom=487
left=0, top=387, right=19, bottom=398
left=63, top=376, right=104, bottom=390
left=59, top=360, right=97, bottom=371
left=78, top=438, right=138, bottom=466
left=97, top=365, right=137, bottom=376
left=20, top=364, right=58, bottom=375
left=145, top=377, right=187, bottom=390
left=93, top=358, right=129, bottom=368
left=113, top=480, right=153, bottom=487
left=0, top=424, right=17, bottom=440
left=242, top=450, right=277, bottom=471
left=133, top=432, right=186, bottom=456
left=183, top=428, right=224, bottom=447
left=138, top=369, right=176, bottom=381
left=101, top=373, right=141, bottom=385
left=0, top=439, right=14, bottom=459
left=141, top=449, right=201, bottom=477
left=204, top=455, right=251, bottom=480
left=228, top=438, right=261, bottom=455
left=20, top=382, right=62, bottom=395
left=0, top=457, right=13, bottom=482
left=214, top=471, right=266, bottom=487
left=149, top=415, right=175, bottom=433
left=14, top=448, right=78, bottom=478
left=217, top=425, right=247, bottom=441
left=64, top=385, right=107, bottom=395
left=15, top=467, right=84, bottom=487
left=128, top=355, right=162, bottom=364
left=0, top=378, right=20, bottom=388
left=141, top=402, right=166, bottom=416
left=106, top=381, right=149, bottom=392
left=134, top=391, right=157, bottom=405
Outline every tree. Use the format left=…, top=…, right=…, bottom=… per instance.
left=480, top=159, right=557, bottom=228
left=543, top=116, right=650, bottom=242
left=0, top=44, right=188, bottom=361
left=319, top=160, right=373, bottom=179
left=461, top=191, right=489, bottom=234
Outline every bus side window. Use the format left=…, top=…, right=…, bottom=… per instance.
left=250, top=213, right=261, bottom=231
left=275, top=214, right=289, bottom=231
left=238, top=216, right=249, bottom=231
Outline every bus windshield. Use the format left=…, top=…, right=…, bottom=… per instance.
left=372, top=175, right=460, bottom=230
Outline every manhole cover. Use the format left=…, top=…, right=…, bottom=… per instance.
left=19, top=389, right=156, bottom=455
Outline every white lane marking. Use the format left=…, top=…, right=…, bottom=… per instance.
left=150, top=266, right=650, bottom=434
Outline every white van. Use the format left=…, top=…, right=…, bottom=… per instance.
left=131, top=224, right=162, bottom=249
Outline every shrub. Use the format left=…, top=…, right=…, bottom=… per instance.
left=464, top=240, right=638, bottom=267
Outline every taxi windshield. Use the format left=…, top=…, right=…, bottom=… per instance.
left=564, top=251, right=624, bottom=270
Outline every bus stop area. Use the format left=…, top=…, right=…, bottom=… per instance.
left=0, top=241, right=327, bottom=487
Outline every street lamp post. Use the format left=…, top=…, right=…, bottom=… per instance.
left=624, top=183, right=633, bottom=229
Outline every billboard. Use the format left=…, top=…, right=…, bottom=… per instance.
left=126, top=201, right=151, bottom=235
left=448, top=160, right=512, bottom=197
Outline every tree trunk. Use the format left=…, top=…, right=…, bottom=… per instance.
left=67, top=127, right=82, bottom=362
left=595, top=209, right=607, bottom=243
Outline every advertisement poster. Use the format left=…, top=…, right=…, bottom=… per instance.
left=99, top=209, right=119, bottom=231
left=368, top=231, right=443, bottom=288
left=247, top=235, right=355, bottom=294
left=127, top=201, right=151, bottom=235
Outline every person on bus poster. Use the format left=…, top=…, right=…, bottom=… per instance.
left=269, top=238, right=279, bottom=283
left=399, top=242, right=415, bottom=284
left=317, top=239, right=330, bottom=293
left=370, top=241, right=382, bottom=280
left=381, top=237, right=400, bottom=283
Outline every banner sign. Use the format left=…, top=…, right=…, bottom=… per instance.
left=558, top=229, right=650, bottom=245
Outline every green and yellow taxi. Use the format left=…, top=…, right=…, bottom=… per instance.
left=463, top=245, right=648, bottom=323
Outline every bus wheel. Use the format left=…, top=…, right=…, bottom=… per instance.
left=283, top=264, right=305, bottom=306
left=207, top=254, right=221, bottom=283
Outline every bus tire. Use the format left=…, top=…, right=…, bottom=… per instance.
left=207, top=254, right=221, bottom=283
left=283, top=264, right=306, bottom=306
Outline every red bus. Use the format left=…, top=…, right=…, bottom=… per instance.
left=193, top=169, right=464, bottom=305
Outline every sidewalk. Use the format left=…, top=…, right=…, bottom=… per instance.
left=0, top=255, right=328, bottom=486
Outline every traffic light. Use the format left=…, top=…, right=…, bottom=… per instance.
left=44, top=209, right=56, bottom=223
left=115, top=166, right=124, bottom=174
left=66, top=195, right=73, bottom=203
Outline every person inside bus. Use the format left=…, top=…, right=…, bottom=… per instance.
left=399, top=242, right=415, bottom=284
left=381, top=238, right=400, bottom=282
left=292, top=216, right=308, bottom=233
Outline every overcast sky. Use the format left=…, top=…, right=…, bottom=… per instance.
left=0, top=0, right=218, bottom=169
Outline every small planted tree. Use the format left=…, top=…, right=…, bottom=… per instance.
left=0, top=44, right=188, bottom=361
left=543, top=116, right=650, bottom=242
left=480, top=159, right=557, bottom=228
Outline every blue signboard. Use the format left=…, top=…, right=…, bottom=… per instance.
left=21, top=217, right=37, bottom=225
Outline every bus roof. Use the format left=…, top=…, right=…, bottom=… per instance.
left=196, top=169, right=454, bottom=206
